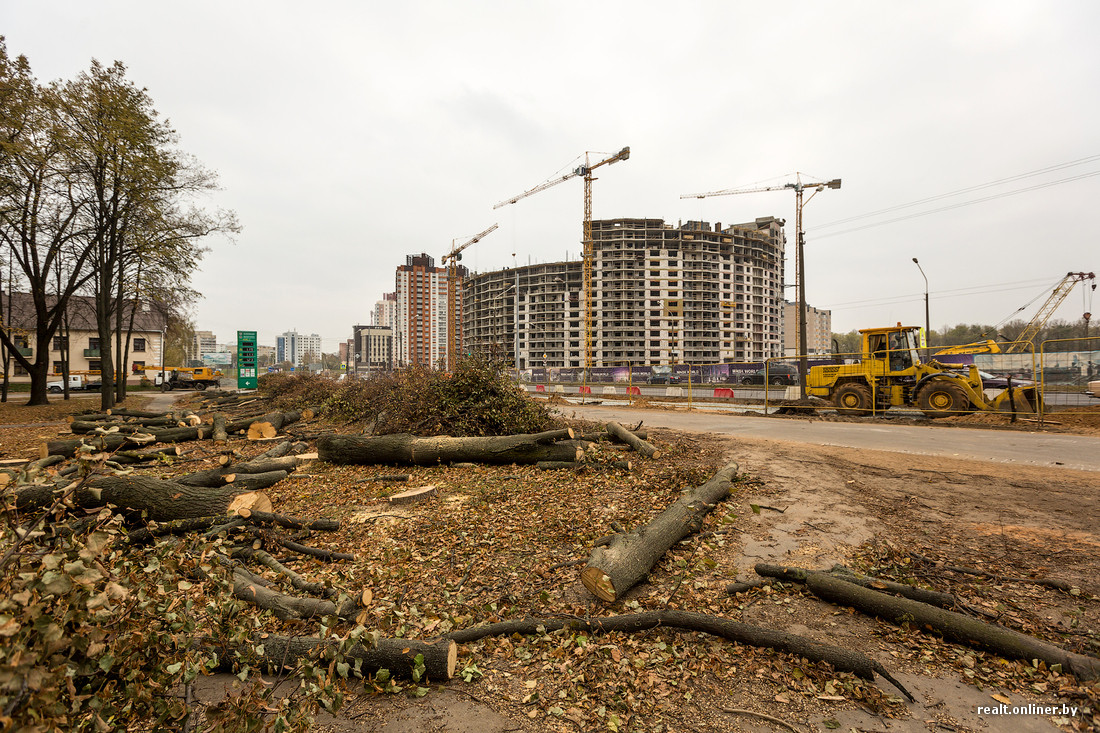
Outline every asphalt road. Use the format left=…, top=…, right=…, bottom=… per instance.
left=556, top=403, right=1100, bottom=472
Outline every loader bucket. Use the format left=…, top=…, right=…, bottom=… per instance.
left=1009, top=385, right=1041, bottom=414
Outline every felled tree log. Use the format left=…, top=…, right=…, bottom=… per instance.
left=317, top=429, right=582, bottom=466
left=110, top=446, right=183, bottom=465
left=755, top=563, right=957, bottom=609
left=69, top=421, right=154, bottom=435
left=805, top=573, right=1100, bottom=681
left=77, top=476, right=257, bottom=521
left=446, top=610, right=913, bottom=701
left=576, top=428, right=648, bottom=443
left=108, top=408, right=170, bottom=419
left=45, top=426, right=209, bottom=457
left=245, top=409, right=311, bottom=440
left=177, top=456, right=301, bottom=488
left=581, top=461, right=739, bottom=602
left=212, top=414, right=228, bottom=445
left=606, top=421, right=659, bottom=459
left=213, top=633, right=456, bottom=682
left=126, top=510, right=338, bottom=544
left=224, top=470, right=289, bottom=492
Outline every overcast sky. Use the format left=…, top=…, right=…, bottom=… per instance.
left=5, top=1, right=1099, bottom=351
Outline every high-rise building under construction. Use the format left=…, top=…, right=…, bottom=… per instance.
left=462, top=217, right=786, bottom=369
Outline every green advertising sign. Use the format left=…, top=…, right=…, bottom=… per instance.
left=237, top=330, right=258, bottom=390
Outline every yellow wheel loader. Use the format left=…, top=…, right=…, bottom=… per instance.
left=807, top=325, right=1041, bottom=418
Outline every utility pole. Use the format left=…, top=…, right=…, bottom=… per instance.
left=683, top=173, right=841, bottom=398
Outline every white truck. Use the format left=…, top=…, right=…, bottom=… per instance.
left=1088, top=380, right=1100, bottom=399
left=46, top=375, right=101, bottom=393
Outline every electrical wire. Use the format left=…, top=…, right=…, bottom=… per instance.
left=816, top=154, right=1100, bottom=229
left=814, top=170, right=1100, bottom=239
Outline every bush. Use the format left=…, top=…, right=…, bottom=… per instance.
left=259, top=358, right=558, bottom=437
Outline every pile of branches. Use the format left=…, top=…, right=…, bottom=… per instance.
left=260, top=357, right=559, bottom=437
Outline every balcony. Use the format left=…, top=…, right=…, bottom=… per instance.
left=16, top=347, right=32, bottom=357
left=84, top=349, right=100, bottom=358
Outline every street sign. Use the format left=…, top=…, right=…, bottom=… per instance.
left=237, top=331, right=258, bottom=390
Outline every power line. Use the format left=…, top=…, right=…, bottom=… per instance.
left=814, top=170, right=1100, bottom=239
left=826, top=277, right=1054, bottom=309
left=816, top=154, right=1100, bottom=229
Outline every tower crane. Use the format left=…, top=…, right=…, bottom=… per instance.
left=681, top=173, right=841, bottom=397
left=494, top=146, right=630, bottom=375
left=442, top=223, right=498, bottom=371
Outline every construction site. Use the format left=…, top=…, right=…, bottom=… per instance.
left=462, top=217, right=786, bottom=370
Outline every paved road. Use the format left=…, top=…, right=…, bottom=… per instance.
left=556, top=403, right=1100, bottom=472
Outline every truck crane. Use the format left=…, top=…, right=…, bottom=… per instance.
left=681, top=173, right=841, bottom=397
left=442, top=223, right=498, bottom=371
left=494, top=146, right=630, bottom=375
left=132, top=365, right=224, bottom=391
left=935, top=271, right=1097, bottom=356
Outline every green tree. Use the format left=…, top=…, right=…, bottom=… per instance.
left=0, top=40, right=100, bottom=405
left=55, top=59, right=236, bottom=409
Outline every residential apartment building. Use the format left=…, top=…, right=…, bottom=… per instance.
left=372, top=292, right=396, bottom=329
left=394, top=254, right=449, bottom=367
left=463, top=217, right=786, bottom=368
left=276, top=331, right=322, bottom=367
left=188, top=330, right=217, bottom=366
left=352, top=324, right=393, bottom=375
left=1, top=292, right=167, bottom=381
left=782, top=301, right=832, bottom=356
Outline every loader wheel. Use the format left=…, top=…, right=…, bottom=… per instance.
left=833, top=383, right=873, bottom=416
left=917, top=380, right=969, bottom=419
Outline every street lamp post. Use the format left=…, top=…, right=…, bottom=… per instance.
left=912, top=258, right=930, bottom=360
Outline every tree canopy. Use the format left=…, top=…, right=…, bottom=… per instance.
left=0, top=38, right=236, bottom=405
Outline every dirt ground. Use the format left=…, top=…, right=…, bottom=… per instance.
left=2, top=396, right=1098, bottom=732
left=291, top=431, right=1098, bottom=733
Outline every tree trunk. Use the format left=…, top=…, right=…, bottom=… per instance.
left=446, top=610, right=912, bottom=701
left=754, top=563, right=957, bottom=608
left=45, top=425, right=209, bottom=457
left=581, top=461, right=739, bottom=602
left=605, top=421, right=659, bottom=458
left=176, top=455, right=301, bottom=488
left=213, top=633, right=456, bottom=682
left=805, top=573, right=1100, bottom=681
left=75, top=476, right=256, bottom=521
left=317, top=429, right=581, bottom=466
left=212, top=414, right=227, bottom=444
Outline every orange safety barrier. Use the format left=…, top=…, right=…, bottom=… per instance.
left=713, top=388, right=734, bottom=398
left=627, top=386, right=641, bottom=395
left=579, top=385, right=592, bottom=394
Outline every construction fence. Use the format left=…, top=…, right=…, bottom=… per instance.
left=511, top=336, right=1100, bottom=425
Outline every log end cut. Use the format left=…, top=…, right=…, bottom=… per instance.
left=581, top=565, right=618, bottom=603
left=228, top=491, right=274, bottom=515
left=389, top=485, right=438, bottom=505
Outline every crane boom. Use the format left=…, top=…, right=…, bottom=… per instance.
left=493, top=147, right=630, bottom=374
left=445, top=224, right=499, bottom=371
left=493, top=147, right=630, bottom=210
left=1005, top=271, right=1095, bottom=353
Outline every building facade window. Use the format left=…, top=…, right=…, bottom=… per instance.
left=132, top=337, right=146, bottom=352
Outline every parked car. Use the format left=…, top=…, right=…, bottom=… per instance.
left=740, top=363, right=799, bottom=386
left=977, top=371, right=1034, bottom=389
